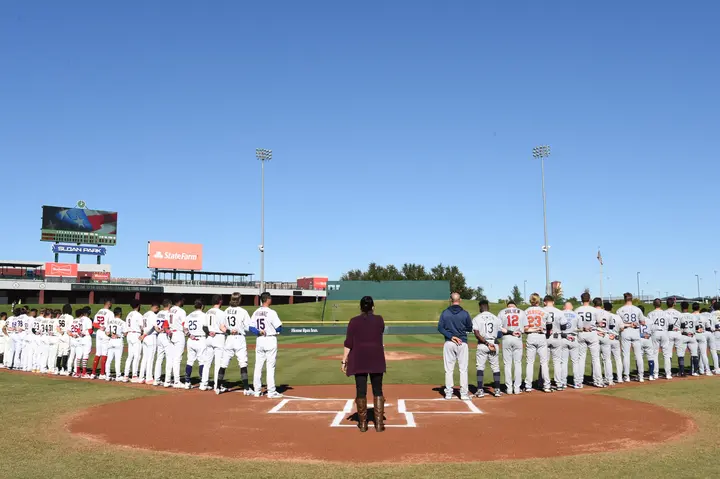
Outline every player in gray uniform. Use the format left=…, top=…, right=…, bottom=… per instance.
left=559, top=302, right=581, bottom=389
left=617, top=293, right=645, bottom=382
left=698, top=308, right=713, bottom=375
left=472, top=300, right=503, bottom=398
left=575, top=292, right=604, bottom=388
left=524, top=294, right=552, bottom=393
left=703, top=308, right=719, bottom=374
left=712, top=305, right=720, bottom=374
left=438, top=293, right=474, bottom=400
left=681, top=302, right=700, bottom=376
left=497, top=300, right=527, bottom=395
left=594, top=299, right=614, bottom=385
left=638, top=305, right=654, bottom=379
left=647, top=298, right=672, bottom=380
left=544, top=295, right=565, bottom=390
left=666, top=298, right=684, bottom=377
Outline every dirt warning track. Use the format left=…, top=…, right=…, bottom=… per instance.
left=67, top=384, right=694, bottom=464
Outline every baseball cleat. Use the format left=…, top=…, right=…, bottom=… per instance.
left=714, top=370, right=720, bottom=375
left=253, top=390, right=263, bottom=398
left=493, top=390, right=502, bottom=398
left=607, top=382, right=615, bottom=387
left=199, top=385, right=209, bottom=391
left=163, top=382, right=172, bottom=388
left=172, top=382, right=183, bottom=389
left=267, top=392, right=283, bottom=399
left=666, top=375, right=672, bottom=380
left=460, top=394, right=471, bottom=401
left=648, top=376, right=656, bottom=381
left=638, top=377, right=644, bottom=382
left=99, top=374, right=107, bottom=380
left=183, top=382, right=192, bottom=390
left=82, top=374, right=92, bottom=379
left=105, top=376, right=111, bottom=382
left=152, top=380, right=161, bottom=386
left=242, top=389, right=253, bottom=396
left=543, top=388, right=553, bottom=393
left=523, top=387, right=533, bottom=393
left=692, top=373, right=700, bottom=377
left=444, top=392, right=454, bottom=400
left=572, top=384, right=582, bottom=389
left=623, top=377, right=630, bottom=383
left=474, top=390, right=484, bottom=398
left=706, top=372, right=714, bottom=376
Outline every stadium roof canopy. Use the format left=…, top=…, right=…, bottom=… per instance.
left=0, top=260, right=44, bottom=268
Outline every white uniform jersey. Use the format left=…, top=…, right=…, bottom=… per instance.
left=497, top=307, right=527, bottom=334
left=647, top=310, right=669, bottom=333
left=185, top=310, right=208, bottom=338
left=106, top=316, right=126, bottom=338
left=524, top=306, right=547, bottom=332
left=206, top=307, right=227, bottom=334
left=250, top=307, right=282, bottom=336
left=94, top=308, right=115, bottom=330
left=125, top=311, right=143, bottom=333
left=559, top=310, right=579, bottom=335
left=27, top=317, right=38, bottom=335
left=155, top=310, right=171, bottom=333
left=58, top=314, right=73, bottom=334
left=142, top=311, right=159, bottom=335
left=472, top=312, right=502, bottom=343
left=5, top=316, right=15, bottom=333
left=169, top=306, right=187, bottom=334
left=40, top=318, right=55, bottom=336
left=0, top=319, right=6, bottom=337
left=81, top=317, right=94, bottom=339
left=543, top=306, right=564, bottom=334
left=69, top=317, right=84, bottom=338
left=18, top=314, right=29, bottom=333
left=225, top=306, right=251, bottom=335
left=575, top=306, right=598, bottom=331
left=616, top=305, right=646, bottom=330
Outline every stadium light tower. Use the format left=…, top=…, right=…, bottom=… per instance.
left=533, top=145, right=551, bottom=295
left=696, top=274, right=701, bottom=300
left=256, top=148, right=272, bottom=294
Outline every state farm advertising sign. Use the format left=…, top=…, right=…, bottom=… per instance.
left=45, top=262, right=79, bottom=277
left=147, top=241, right=203, bottom=270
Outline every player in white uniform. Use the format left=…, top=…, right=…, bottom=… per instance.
left=524, top=294, right=552, bottom=393
left=617, top=293, right=645, bottom=382
left=7, top=312, right=20, bottom=369
left=203, top=295, right=227, bottom=392
left=16, top=309, right=31, bottom=370
left=560, top=302, right=582, bottom=389
left=575, top=293, right=604, bottom=388
left=472, top=300, right=502, bottom=398
left=250, top=292, right=284, bottom=398
left=73, top=310, right=94, bottom=378
left=138, top=302, right=161, bottom=384
left=122, top=300, right=143, bottom=382
left=25, top=310, right=40, bottom=372
left=647, top=298, right=672, bottom=380
left=712, top=304, right=720, bottom=374
left=665, top=298, right=684, bottom=377
left=0, top=312, right=8, bottom=368
left=544, top=295, right=565, bottom=390
left=497, top=300, right=527, bottom=395
left=153, top=299, right=172, bottom=386
left=41, top=310, right=59, bottom=374
left=166, top=297, right=187, bottom=388
left=56, top=305, right=73, bottom=375
left=3, top=312, right=15, bottom=368
left=105, top=308, right=126, bottom=381
left=219, top=292, right=252, bottom=395
left=92, top=301, right=115, bottom=379
left=184, top=300, right=208, bottom=389
left=698, top=308, right=713, bottom=375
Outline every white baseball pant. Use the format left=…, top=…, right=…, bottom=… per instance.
left=621, top=329, right=643, bottom=379
left=165, top=333, right=185, bottom=384
left=46, top=336, right=59, bottom=372
left=562, top=335, right=581, bottom=387
left=501, top=335, right=523, bottom=393
left=578, top=331, right=603, bottom=386
left=651, top=331, right=672, bottom=378
left=221, top=334, right=249, bottom=368
left=202, top=334, right=226, bottom=388
left=547, top=334, right=565, bottom=388
left=124, top=332, right=142, bottom=379
left=139, top=335, right=157, bottom=381
left=154, top=333, right=170, bottom=382
left=254, top=336, right=279, bottom=395
left=106, top=338, right=123, bottom=378
left=442, top=340, right=469, bottom=397
left=697, top=333, right=709, bottom=374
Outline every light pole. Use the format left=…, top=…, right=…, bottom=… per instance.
left=636, top=272, right=640, bottom=300
left=256, top=148, right=272, bottom=295
left=714, top=270, right=718, bottom=302
left=533, top=145, right=551, bottom=295
left=523, top=279, right=527, bottom=303
left=695, top=274, right=701, bottom=300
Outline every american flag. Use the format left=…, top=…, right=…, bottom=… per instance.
left=597, top=249, right=603, bottom=265
left=43, top=206, right=117, bottom=234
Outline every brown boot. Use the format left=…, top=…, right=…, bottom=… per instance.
left=373, top=396, right=385, bottom=432
left=356, top=398, right=368, bottom=432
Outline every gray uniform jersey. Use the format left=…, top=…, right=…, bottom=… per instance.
left=543, top=306, right=564, bottom=334
left=559, top=310, right=579, bottom=335
left=575, top=306, right=598, bottom=331
left=472, top=312, right=502, bottom=344
left=497, top=307, right=527, bottom=335
left=699, top=313, right=713, bottom=331
left=681, top=313, right=698, bottom=335
left=616, top=305, right=646, bottom=330
left=666, top=308, right=682, bottom=332
left=647, top=310, right=669, bottom=333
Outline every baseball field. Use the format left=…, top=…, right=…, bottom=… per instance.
left=2, top=309, right=719, bottom=478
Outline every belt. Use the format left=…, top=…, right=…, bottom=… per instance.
left=189, top=336, right=204, bottom=341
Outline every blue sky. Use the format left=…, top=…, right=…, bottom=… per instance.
left=2, top=1, right=719, bottom=300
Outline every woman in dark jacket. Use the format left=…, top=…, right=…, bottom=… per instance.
left=341, top=296, right=386, bottom=432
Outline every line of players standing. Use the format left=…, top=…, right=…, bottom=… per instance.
left=450, top=292, right=720, bottom=398
left=0, top=292, right=285, bottom=398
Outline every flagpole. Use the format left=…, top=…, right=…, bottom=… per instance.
left=598, top=248, right=603, bottom=302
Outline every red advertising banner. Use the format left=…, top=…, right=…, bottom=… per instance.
left=92, top=272, right=111, bottom=281
left=147, top=241, right=203, bottom=270
left=45, top=262, right=79, bottom=278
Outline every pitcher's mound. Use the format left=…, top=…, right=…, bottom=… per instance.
left=318, top=351, right=438, bottom=361
left=67, top=384, right=694, bottom=464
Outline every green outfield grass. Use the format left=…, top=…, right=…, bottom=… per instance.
left=1, top=336, right=719, bottom=478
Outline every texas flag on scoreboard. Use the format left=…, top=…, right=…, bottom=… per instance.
left=43, top=206, right=117, bottom=234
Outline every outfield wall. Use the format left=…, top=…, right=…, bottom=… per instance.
left=326, top=280, right=449, bottom=301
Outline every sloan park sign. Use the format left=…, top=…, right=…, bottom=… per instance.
left=52, top=244, right=107, bottom=255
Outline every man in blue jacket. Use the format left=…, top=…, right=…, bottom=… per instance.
left=438, top=293, right=474, bottom=400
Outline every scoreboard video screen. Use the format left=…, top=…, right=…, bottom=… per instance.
left=41, top=205, right=118, bottom=245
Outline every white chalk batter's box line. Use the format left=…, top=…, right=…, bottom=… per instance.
left=268, top=397, right=483, bottom=428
